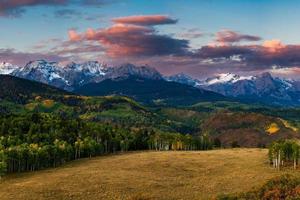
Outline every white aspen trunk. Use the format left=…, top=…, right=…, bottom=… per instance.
left=278, top=152, right=281, bottom=170
left=294, top=158, right=297, bottom=170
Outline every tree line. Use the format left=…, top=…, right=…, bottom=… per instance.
left=268, top=140, right=300, bottom=170
left=0, top=113, right=215, bottom=178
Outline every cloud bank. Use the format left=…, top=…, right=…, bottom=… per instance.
left=69, top=15, right=189, bottom=57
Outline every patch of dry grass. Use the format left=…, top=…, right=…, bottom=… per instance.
left=0, top=149, right=299, bottom=200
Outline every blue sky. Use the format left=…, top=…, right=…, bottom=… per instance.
left=1, top=0, right=300, bottom=78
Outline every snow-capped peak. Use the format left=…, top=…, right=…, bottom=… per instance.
left=0, top=62, right=19, bottom=75
left=16, top=60, right=66, bottom=82
left=274, top=77, right=294, bottom=89
left=169, top=73, right=194, bottom=80
left=81, top=61, right=107, bottom=75
left=165, top=73, right=200, bottom=87
left=204, top=73, right=255, bottom=85
left=65, top=61, right=107, bottom=75
left=19, top=60, right=63, bottom=72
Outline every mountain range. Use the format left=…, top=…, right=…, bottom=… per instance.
left=1, top=60, right=300, bottom=106
left=166, top=72, right=300, bottom=106
left=197, top=72, right=300, bottom=106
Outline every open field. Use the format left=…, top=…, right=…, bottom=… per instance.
left=1, top=149, right=300, bottom=200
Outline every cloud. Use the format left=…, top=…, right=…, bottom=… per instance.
left=262, top=39, right=286, bottom=52
left=54, top=9, right=81, bottom=18
left=177, top=28, right=204, bottom=39
left=112, top=15, right=178, bottom=26
left=82, top=0, right=118, bottom=6
left=215, top=30, right=261, bottom=44
left=68, top=29, right=82, bottom=41
left=0, top=48, right=64, bottom=66
left=269, top=67, right=300, bottom=80
left=0, top=0, right=67, bottom=17
left=0, top=0, right=116, bottom=17
left=69, top=15, right=189, bottom=57
left=50, top=39, right=105, bottom=55
left=193, top=41, right=300, bottom=71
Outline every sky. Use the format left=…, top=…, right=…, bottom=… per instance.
left=1, top=0, right=300, bottom=79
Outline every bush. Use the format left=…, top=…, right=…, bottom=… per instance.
left=217, top=175, right=300, bottom=200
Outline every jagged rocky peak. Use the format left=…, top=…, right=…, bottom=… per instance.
left=12, top=60, right=68, bottom=90
left=18, top=60, right=64, bottom=74
left=24, top=60, right=60, bottom=68
left=166, top=73, right=200, bottom=87
left=260, top=72, right=272, bottom=77
left=107, top=63, right=163, bottom=80
left=168, top=73, right=194, bottom=80
left=65, top=61, right=107, bottom=75
left=258, top=72, right=273, bottom=81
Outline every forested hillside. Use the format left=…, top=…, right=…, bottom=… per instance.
left=0, top=75, right=69, bottom=104
left=74, top=77, right=229, bottom=106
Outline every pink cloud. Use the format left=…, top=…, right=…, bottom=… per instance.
left=262, top=39, right=286, bottom=53
left=68, top=29, right=81, bottom=41
left=215, top=30, right=261, bottom=44
left=68, top=19, right=189, bottom=57
left=112, top=15, right=177, bottom=26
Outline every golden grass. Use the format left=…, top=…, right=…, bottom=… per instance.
left=1, top=149, right=299, bottom=200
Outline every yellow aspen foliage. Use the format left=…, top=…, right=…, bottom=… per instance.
left=42, top=99, right=54, bottom=108
left=266, top=123, right=280, bottom=135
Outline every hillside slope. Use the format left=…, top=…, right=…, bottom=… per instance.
left=201, top=111, right=300, bottom=147
left=0, top=75, right=69, bottom=104
left=74, top=77, right=229, bottom=106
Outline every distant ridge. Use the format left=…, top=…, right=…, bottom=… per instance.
left=74, top=76, right=229, bottom=106
left=0, top=75, right=69, bottom=104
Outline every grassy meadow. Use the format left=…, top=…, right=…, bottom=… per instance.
left=1, top=148, right=300, bottom=200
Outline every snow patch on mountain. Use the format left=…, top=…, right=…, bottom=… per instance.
left=165, top=73, right=201, bottom=87
left=0, top=62, right=19, bottom=74
left=15, top=60, right=67, bottom=84
left=65, top=61, right=107, bottom=76
left=203, top=73, right=255, bottom=85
